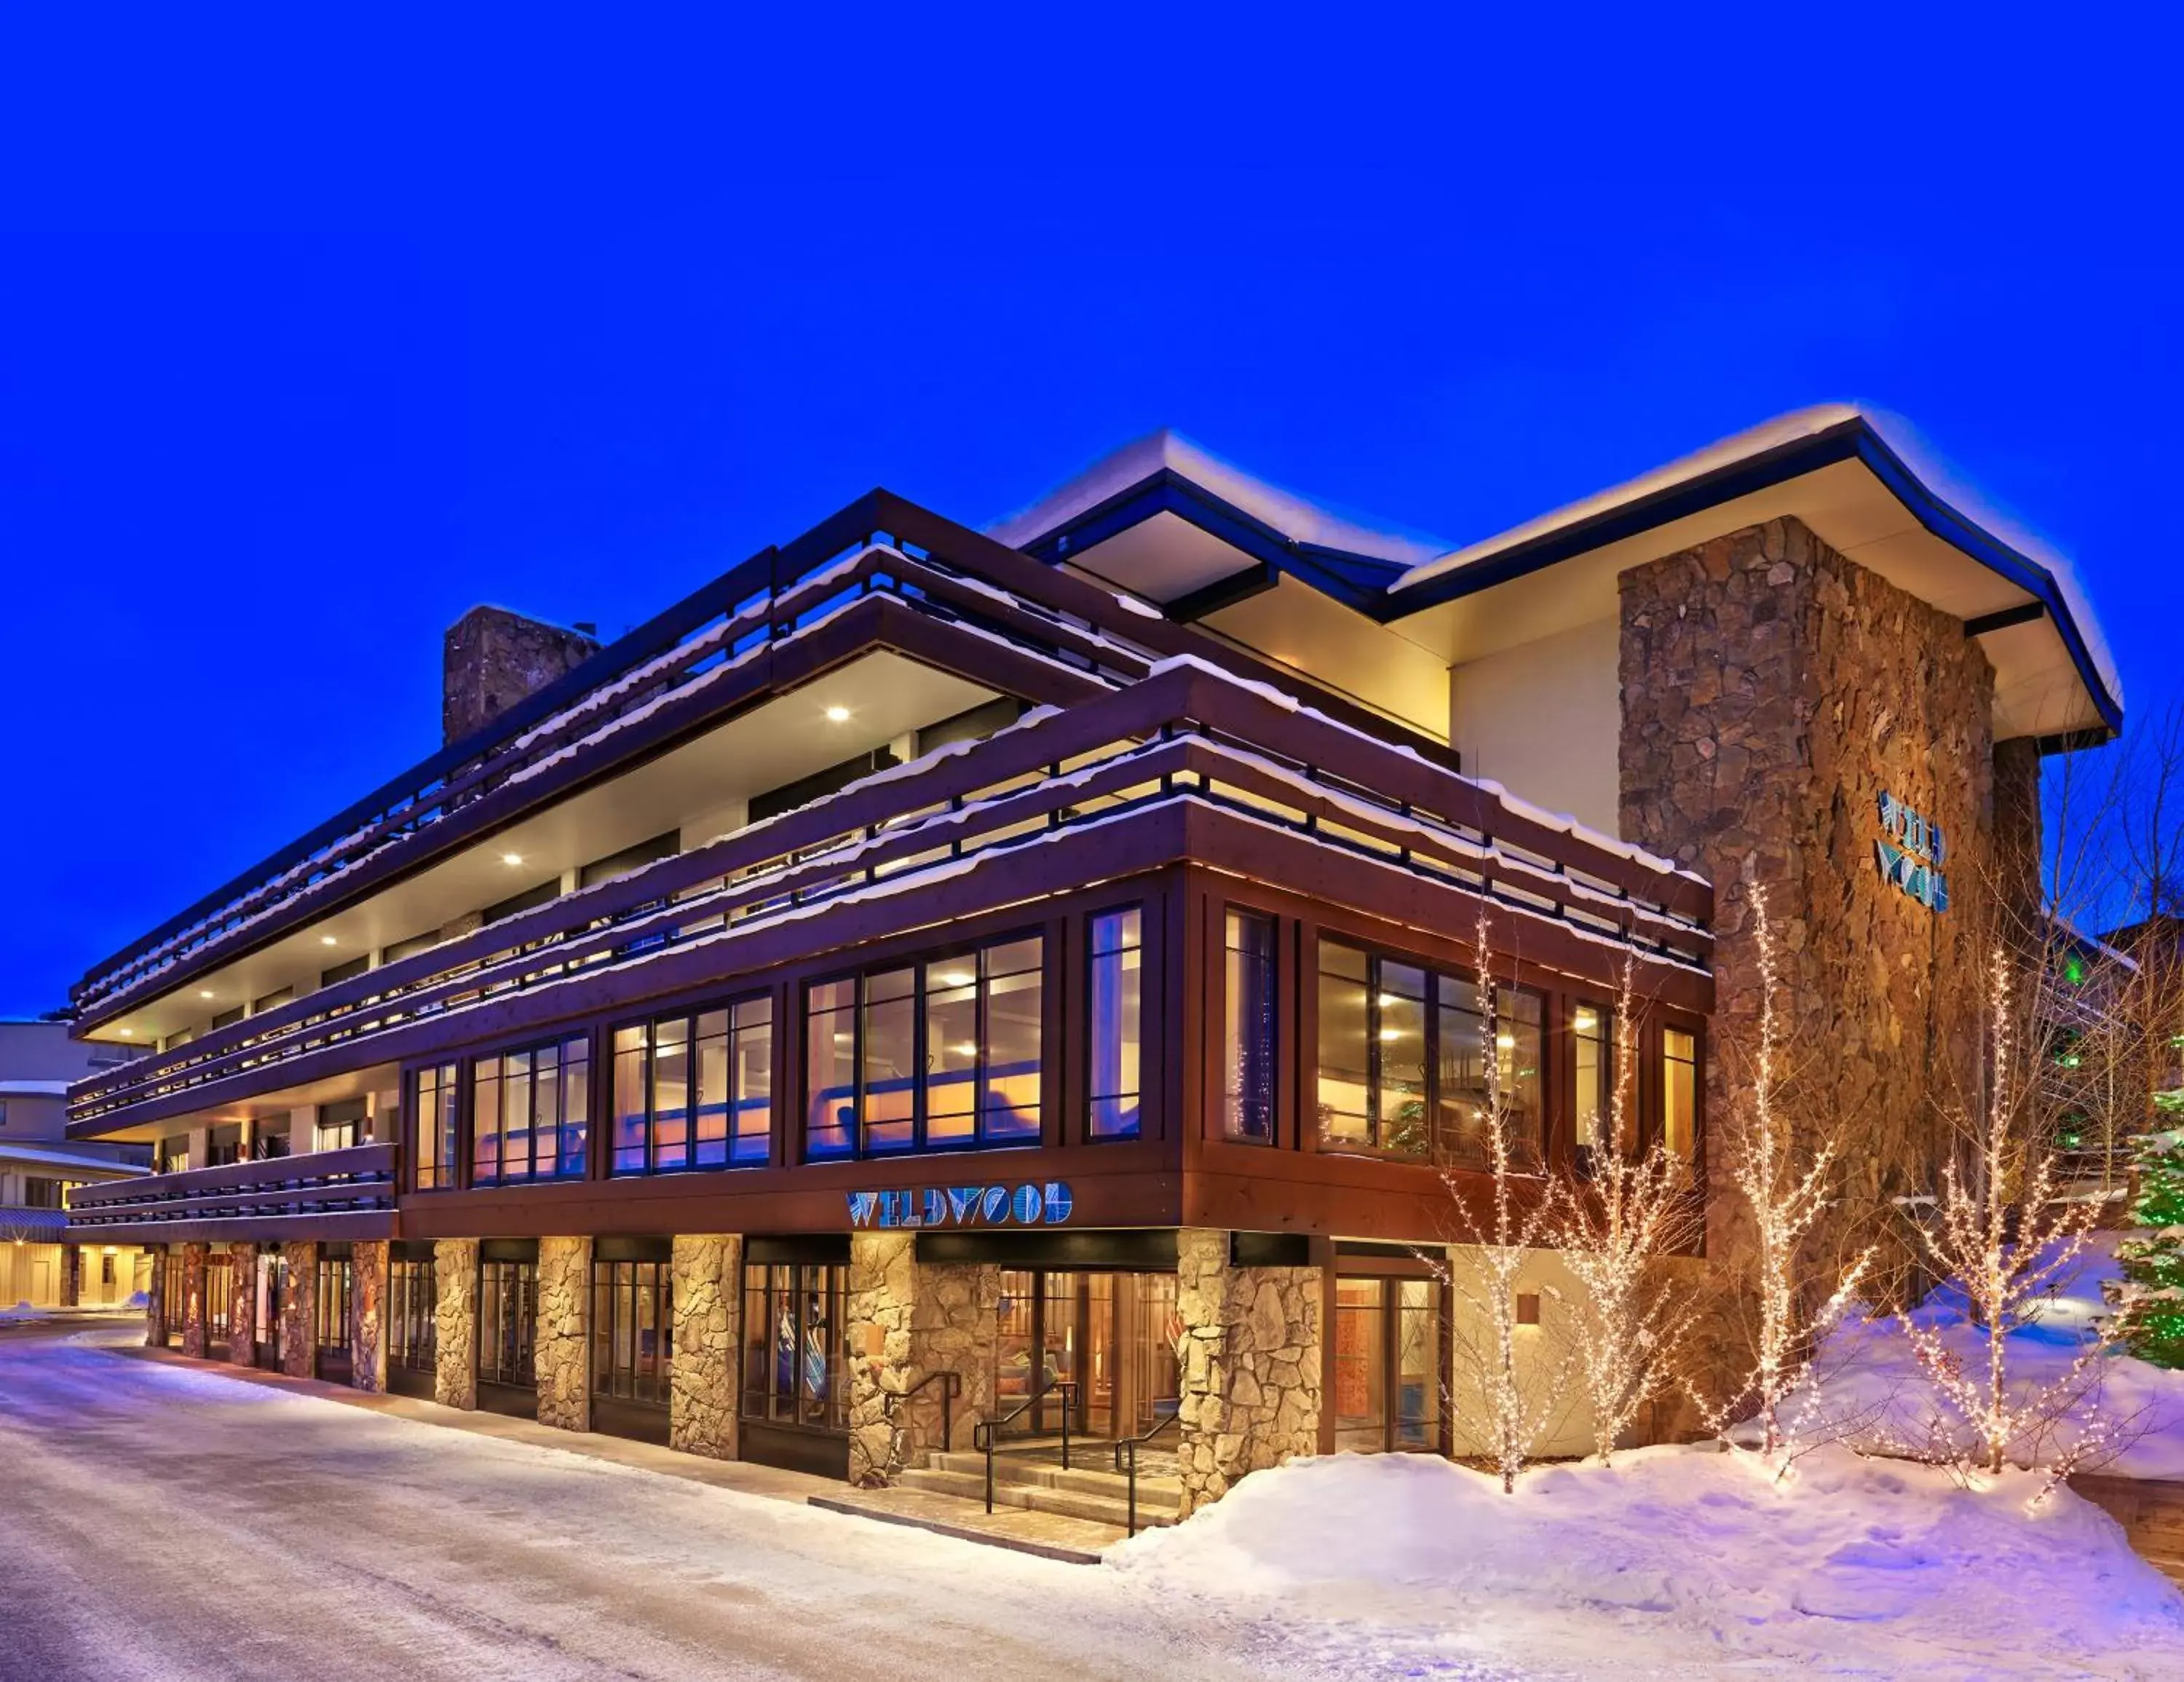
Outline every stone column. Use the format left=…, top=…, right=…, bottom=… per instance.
left=145, top=1246, right=167, bottom=1346
left=909, top=1262, right=999, bottom=1457
left=1621, top=518, right=1999, bottom=1289
left=60, top=1245, right=81, bottom=1308
left=349, top=1240, right=389, bottom=1394
left=179, top=1244, right=208, bottom=1358
left=280, top=1241, right=318, bottom=1378
left=534, top=1236, right=592, bottom=1432
left=1174, top=1228, right=1323, bottom=1517
left=845, top=1231, right=917, bottom=1486
left=434, top=1238, right=479, bottom=1409
left=669, top=1234, right=742, bottom=1460
left=229, top=1247, right=258, bottom=1368
left=1993, top=735, right=2045, bottom=951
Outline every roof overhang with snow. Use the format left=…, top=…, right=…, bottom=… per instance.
left=994, top=414, right=2122, bottom=751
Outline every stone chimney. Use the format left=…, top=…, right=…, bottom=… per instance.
left=442, top=606, right=601, bottom=746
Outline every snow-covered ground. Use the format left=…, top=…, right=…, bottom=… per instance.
left=1779, top=1237, right=2184, bottom=1480
left=7, top=1322, right=2180, bottom=1680
left=1112, top=1445, right=2184, bottom=1680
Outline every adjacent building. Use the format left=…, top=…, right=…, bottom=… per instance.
left=63, top=408, right=2118, bottom=1519
left=1, top=1019, right=150, bottom=1308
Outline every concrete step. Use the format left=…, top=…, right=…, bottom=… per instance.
left=898, top=1464, right=1177, bottom=1529
left=809, top=1487, right=1117, bottom=1565
left=925, top=1448, right=1183, bottom=1507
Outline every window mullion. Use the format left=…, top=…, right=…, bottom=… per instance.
left=1366, top=958, right=1382, bottom=1151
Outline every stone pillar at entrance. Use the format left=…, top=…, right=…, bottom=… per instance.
left=845, top=1231, right=915, bottom=1485
left=434, top=1238, right=479, bottom=1409
left=534, top=1236, right=592, bottom=1432
left=229, top=1247, right=258, bottom=1369
left=669, top=1234, right=742, bottom=1460
left=145, top=1245, right=167, bottom=1347
left=1174, top=1228, right=1324, bottom=1517
left=350, top=1239, right=389, bottom=1394
left=179, top=1244, right=208, bottom=1358
left=60, top=1244, right=81, bottom=1308
left=909, top=1261, right=999, bottom=1456
left=280, top=1241, right=318, bottom=1378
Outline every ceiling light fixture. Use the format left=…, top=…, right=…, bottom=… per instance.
left=118, top=1027, right=133, bottom=1038
left=320, top=935, right=339, bottom=947
left=500, top=852, right=524, bottom=867
left=824, top=705, right=851, bottom=723
left=199, top=989, right=215, bottom=1000
left=937, top=970, right=975, bottom=988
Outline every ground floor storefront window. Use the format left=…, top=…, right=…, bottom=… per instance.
left=593, top=1248, right=671, bottom=1445
left=388, top=1248, right=437, bottom=1398
left=253, top=1249, right=285, bottom=1366
left=161, top=1248, right=186, bottom=1346
left=478, top=1253, right=539, bottom=1417
left=316, top=1249, right=352, bottom=1383
left=1333, top=1274, right=1445, bottom=1455
left=205, top=1250, right=234, bottom=1354
left=741, top=1259, right=848, bottom=1475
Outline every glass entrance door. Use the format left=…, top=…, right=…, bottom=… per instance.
left=388, top=1253, right=437, bottom=1397
left=993, top=1271, right=1177, bottom=1441
left=1333, top=1275, right=1445, bottom=1454
left=315, top=1255, right=353, bottom=1381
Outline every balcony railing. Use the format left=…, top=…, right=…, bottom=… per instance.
left=63, top=1143, right=399, bottom=1242
left=69, top=657, right=1712, bottom=1134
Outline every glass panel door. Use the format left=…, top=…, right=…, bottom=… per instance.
left=389, top=1257, right=437, bottom=1374
left=592, top=1260, right=671, bottom=1407
left=1129, top=1272, right=1182, bottom=1437
left=478, top=1260, right=537, bottom=1387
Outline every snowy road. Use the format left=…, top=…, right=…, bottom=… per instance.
left=0, top=1329, right=1517, bottom=1682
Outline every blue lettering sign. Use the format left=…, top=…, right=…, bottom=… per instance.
left=1875, top=791, right=1947, bottom=914
left=844, top=1181, right=1076, bottom=1230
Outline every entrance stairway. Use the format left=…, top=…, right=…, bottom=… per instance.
left=895, top=1441, right=1183, bottom=1531
left=808, top=1439, right=1182, bottom=1563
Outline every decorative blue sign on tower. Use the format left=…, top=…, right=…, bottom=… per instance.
left=1875, top=791, right=1947, bottom=913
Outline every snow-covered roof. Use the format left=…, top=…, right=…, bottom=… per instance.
left=0, top=1141, right=148, bottom=1177
left=0, top=1081, right=71, bottom=1097
left=988, top=429, right=1452, bottom=571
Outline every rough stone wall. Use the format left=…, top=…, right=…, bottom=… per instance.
left=349, top=1240, right=389, bottom=1394
left=669, top=1234, right=742, bottom=1460
left=909, top=1263, right=1000, bottom=1456
left=845, top=1231, right=917, bottom=1485
left=1621, top=516, right=2012, bottom=1297
left=534, top=1236, right=592, bottom=1432
left=434, top=1239, right=479, bottom=1409
left=179, top=1244, right=208, bottom=1358
left=443, top=604, right=598, bottom=746
left=59, top=1244, right=80, bottom=1308
left=229, top=1247, right=258, bottom=1368
left=145, top=1246, right=167, bottom=1347
left=280, top=1241, right=317, bottom=1378
left=1174, top=1228, right=1323, bottom=1517
left=1993, top=735, right=2045, bottom=946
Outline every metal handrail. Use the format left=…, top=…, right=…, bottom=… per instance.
left=971, top=1376, right=1079, bottom=1513
left=1112, top=1405, right=1183, bottom=1536
left=883, top=1368, right=962, bottom=1473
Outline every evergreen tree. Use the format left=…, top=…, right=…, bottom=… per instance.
left=2108, top=1117, right=2184, bottom=1370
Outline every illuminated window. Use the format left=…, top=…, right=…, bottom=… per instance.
left=409, top=1063, right=459, bottom=1191
left=612, top=998, right=772, bottom=1175
left=804, top=934, right=1044, bottom=1160
left=1662, top=1027, right=1697, bottom=1174
left=1572, top=1003, right=1613, bottom=1156
left=1088, top=907, right=1144, bottom=1140
left=472, top=1033, right=590, bottom=1185
left=1224, top=911, right=1277, bottom=1142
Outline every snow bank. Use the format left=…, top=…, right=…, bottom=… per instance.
left=1111, top=1446, right=2184, bottom=1679
left=1782, top=1239, right=2184, bottom=1480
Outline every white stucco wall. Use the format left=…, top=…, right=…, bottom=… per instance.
left=1449, top=617, right=1621, bottom=839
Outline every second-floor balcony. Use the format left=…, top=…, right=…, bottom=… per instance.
left=63, top=1144, right=398, bottom=1245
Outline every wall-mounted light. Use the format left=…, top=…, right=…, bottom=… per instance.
left=824, top=706, right=851, bottom=724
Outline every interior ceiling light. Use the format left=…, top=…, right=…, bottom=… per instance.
left=937, top=970, right=974, bottom=988
left=118, top=1027, right=133, bottom=1038
left=824, top=705, right=851, bottom=723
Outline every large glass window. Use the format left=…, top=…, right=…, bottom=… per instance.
left=478, top=1259, right=537, bottom=1388
left=1663, top=1027, right=1697, bottom=1177
left=389, top=1255, right=437, bottom=1376
left=1318, top=939, right=1545, bottom=1165
left=804, top=935, right=1044, bottom=1159
left=410, top=1063, right=459, bottom=1191
left=1334, top=1276, right=1444, bottom=1453
left=1088, top=907, right=1144, bottom=1140
left=1572, top=1001, right=1613, bottom=1157
left=612, top=998, right=772, bottom=1175
left=593, top=1260, right=671, bottom=1409
left=471, top=1034, right=589, bottom=1186
left=1223, top=911, right=1276, bottom=1142
left=742, top=1262, right=848, bottom=1432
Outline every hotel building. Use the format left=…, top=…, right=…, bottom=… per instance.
left=63, top=408, right=2118, bottom=1527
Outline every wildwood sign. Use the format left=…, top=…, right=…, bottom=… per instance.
left=1875, top=790, right=1947, bottom=913
left=844, top=1181, right=1075, bottom=1230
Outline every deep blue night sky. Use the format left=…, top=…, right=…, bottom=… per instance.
left=4, top=11, right=2178, bottom=1016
